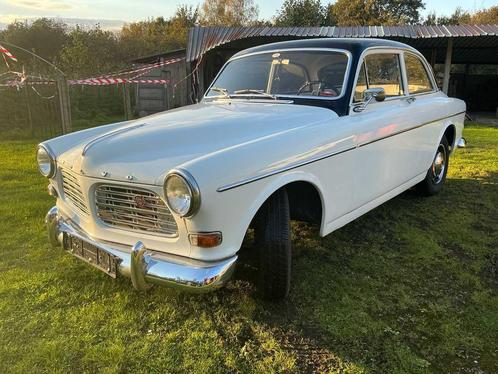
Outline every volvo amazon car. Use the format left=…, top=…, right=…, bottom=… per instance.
left=39, top=38, right=466, bottom=300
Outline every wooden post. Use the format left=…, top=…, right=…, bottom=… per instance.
left=24, top=83, right=33, bottom=135
left=442, top=38, right=453, bottom=95
left=123, top=83, right=132, bottom=120
left=430, top=48, right=436, bottom=70
left=57, top=76, right=72, bottom=134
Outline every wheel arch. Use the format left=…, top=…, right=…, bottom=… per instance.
left=243, top=171, right=326, bottom=236
left=443, top=123, right=457, bottom=151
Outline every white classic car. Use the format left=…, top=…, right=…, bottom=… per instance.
left=39, top=38, right=466, bottom=300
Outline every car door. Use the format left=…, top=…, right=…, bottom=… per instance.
left=400, top=51, right=445, bottom=172
left=348, top=49, right=424, bottom=209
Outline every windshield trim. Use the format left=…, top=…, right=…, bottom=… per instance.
left=203, top=48, right=352, bottom=102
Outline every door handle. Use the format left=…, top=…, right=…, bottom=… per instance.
left=404, top=97, right=416, bottom=104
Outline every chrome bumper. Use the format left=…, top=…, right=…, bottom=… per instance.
left=45, top=206, right=237, bottom=292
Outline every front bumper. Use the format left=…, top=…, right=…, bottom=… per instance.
left=45, top=206, right=237, bottom=292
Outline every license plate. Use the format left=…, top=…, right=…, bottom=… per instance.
left=63, top=233, right=120, bottom=278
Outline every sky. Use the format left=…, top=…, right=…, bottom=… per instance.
left=0, top=0, right=496, bottom=29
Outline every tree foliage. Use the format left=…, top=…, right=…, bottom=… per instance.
left=120, top=6, right=198, bottom=60
left=60, top=26, right=119, bottom=77
left=329, top=0, right=425, bottom=26
left=200, top=0, right=259, bottom=26
left=1, top=18, right=69, bottom=65
left=274, top=0, right=328, bottom=27
left=424, top=6, right=498, bottom=25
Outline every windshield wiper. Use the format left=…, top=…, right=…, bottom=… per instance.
left=233, top=89, right=276, bottom=100
left=209, top=86, right=230, bottom=98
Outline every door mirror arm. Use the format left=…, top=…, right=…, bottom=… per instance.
left=353, top=88, right=386, bottom=113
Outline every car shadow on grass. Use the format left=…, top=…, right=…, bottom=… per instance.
left=232, top=175, right=498, bottom=373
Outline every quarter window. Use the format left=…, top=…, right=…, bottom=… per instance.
left=404, top=53, right=434, bottom=94
left=353, top=62, right=368, bottom=102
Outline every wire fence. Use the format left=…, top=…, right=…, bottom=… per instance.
left=0, top=83, right=135, bottom=141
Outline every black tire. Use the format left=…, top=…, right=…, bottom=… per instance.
left=416, top=136, right=450, bottom=196
left=254, top=188, right=292, bottom=301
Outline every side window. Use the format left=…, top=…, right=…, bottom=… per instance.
left=353, top=62, right=368, bottom=102
left=404, top=53, right=434, bottom=94
left=364, top=53, right=403, bottom=97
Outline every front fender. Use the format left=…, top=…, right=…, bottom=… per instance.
left=185, top=170, right=326, bottom=261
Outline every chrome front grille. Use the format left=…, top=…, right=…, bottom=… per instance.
left=61, top=168, right=89, bottom=215
left=95, top=185, right=178, bottom=237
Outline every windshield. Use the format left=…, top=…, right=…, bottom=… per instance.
left=205, top=50, right=349, bottom=99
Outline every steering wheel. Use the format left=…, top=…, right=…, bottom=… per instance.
left=319, top=85, right=342, bottom=96
left=296, top=80, right=324, bottom=95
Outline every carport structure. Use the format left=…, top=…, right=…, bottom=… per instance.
left=185, top=25, right=498, bottom=111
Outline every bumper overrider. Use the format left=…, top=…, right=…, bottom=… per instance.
left=45, top=206, right=237, bottom=292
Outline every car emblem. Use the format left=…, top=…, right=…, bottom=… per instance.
left=134, top=195, right=147, bottom=209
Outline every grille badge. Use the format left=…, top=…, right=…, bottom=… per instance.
left=134, top=195, right=147, bottom=209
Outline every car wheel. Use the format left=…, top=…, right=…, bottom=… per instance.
left=254, top=188, right=291, bottom=301
left=417, top=136, right=450, bottom=196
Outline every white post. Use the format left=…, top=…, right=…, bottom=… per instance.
left=442, top=38, right=453, bottom=95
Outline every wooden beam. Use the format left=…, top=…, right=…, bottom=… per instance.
left=122, top=83, right=132, bottom=120
left=57, top=76, right=72, bottom=134
left=442, top=38, right=453, bottom=95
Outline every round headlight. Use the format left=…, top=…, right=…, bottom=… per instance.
left=36, top=145, right=56, bottom=178
left=164, top=170, right=200, bottom=217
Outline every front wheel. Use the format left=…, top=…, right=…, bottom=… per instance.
left=416, top=136, right=450, bottom=196
left=254, top=188, right=292, bottom=301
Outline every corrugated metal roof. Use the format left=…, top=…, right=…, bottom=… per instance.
left=186, top=24, right=498, bottom=62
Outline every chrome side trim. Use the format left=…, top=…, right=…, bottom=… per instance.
left=46, top=206, right=237, bottom=292
left=357, top=111, right=466, bottom=148
left=217, top=145, right=355, bottom=192
left=217, top=111, right=466, bottom=192
left=82, top=123, right=145, bottom=156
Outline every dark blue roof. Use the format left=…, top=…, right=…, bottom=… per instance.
left=233, top=38, right=415, bottom=59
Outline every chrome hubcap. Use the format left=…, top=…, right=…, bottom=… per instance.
left=432, top=145, right=446, bottom=184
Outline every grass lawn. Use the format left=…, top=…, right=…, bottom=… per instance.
left=0, top=123, right=496, bottom=373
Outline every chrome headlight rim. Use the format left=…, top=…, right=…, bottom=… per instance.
left=163, top=169, right=201, bottom=218
left=36, top=144, right=56, bottom=178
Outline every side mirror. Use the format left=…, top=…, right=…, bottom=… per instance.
left=353, top=87, right=386, bottom=112
left=363, top=87, right=385, bottom=102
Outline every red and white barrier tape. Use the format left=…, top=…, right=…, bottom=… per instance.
left=0, top=44, right=18, bottom=62
left=94, top=57, right=184, bottom=79
left=68, top=78, right=170, bottom=86
left=1, top=78, right=170, bottom=86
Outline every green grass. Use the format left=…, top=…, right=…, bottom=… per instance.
left=0, top=123, right=497, bottom=373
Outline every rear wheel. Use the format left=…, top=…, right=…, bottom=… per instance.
left=254, top=189, right=292, bottom=301
left=417, top=136, right=450, bottom=196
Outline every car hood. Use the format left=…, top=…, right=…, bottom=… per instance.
left=58, top=101, right=336, bottom=185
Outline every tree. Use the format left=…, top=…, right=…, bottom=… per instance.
left=472, top=6, right=498, bottom=24
left=119, top=5, right=198, bottom=60
left=200, top=0, right=259, bottom=26
left=274, top=0, right=328, bottom=26
left=425, top=5, right=498, bottom=25
left=1, top=18, right=69, bottom=66
left=329, top=0, right=425, bottom=26
left=60, top=26, right=120, bottom=77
